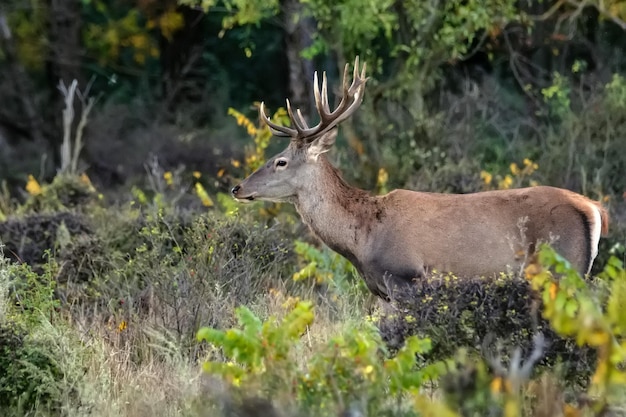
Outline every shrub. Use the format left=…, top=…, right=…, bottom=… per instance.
left=375, top=271, right=597, bottom=385
left=0, top=253, right=64, bottom=415
left=84, top=208, right=298, bottom=360
left=197, top=301, right=449, bottom=417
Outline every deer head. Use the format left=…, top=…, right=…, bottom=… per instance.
left=231, top=58, right=367, bottom=204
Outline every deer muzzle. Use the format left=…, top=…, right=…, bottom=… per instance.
left=231, top=184, right=256, bottom=201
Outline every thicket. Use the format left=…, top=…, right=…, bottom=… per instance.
left=1, top=0, right=626, bottom=416
left=0, top=174, right=625, bottom=416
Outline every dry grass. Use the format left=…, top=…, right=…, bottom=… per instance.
left=23, top=281, right=366, bottom=417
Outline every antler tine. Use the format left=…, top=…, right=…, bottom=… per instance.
left=263, top=56, right=368, bottom=143
left=259, top=102, right=294, bottom=137
left=286, top=99, right=308, bottom=135
left=313, top=71, right=332, bottom=116
left=325, top=58, right=366, bottom=119
left=295, top=108, right=310, bottom=130
left=313, top=71, right=332, bottom=126
left=321, top=71, right=331, bottom=114
left=313, top=71, right=324, bottom=117
left=303, top=56, right=368, bottom=141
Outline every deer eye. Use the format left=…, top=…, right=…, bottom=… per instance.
left=276, top=159, right=287, bottom=167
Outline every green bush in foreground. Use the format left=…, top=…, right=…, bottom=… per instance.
left=197, top=301, right=450, bottom=416
left=196, top=246, right=626, bottom=417
left=1, top=171, right=624, bottom=417
left=0, top=253, right=64, bottom=414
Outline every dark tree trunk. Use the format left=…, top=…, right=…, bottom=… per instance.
left=157, top=4, right=206, bottom=122
left=0, top=9, right=46, bottom=147
left=282, top=0, right=314, bottom=118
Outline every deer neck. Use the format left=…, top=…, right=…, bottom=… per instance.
left=293, top=157, right=383, bottom=262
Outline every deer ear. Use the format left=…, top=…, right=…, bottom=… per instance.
left=307, top=129, right=337, bottom=160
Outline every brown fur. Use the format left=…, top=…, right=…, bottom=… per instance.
left=232, top=59, right=609, bottom=300
left=234, top=153, right=609, bottom=300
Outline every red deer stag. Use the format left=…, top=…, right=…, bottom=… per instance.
left=231, top=57, right=609, bottom=300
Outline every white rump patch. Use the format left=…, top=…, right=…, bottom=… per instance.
left=588, top=203, right=603, bottom=273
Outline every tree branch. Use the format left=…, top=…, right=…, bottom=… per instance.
left=528, top=0, right=626, bottom=31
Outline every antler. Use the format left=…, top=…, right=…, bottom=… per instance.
left=260, top=56, right=368, bottom=143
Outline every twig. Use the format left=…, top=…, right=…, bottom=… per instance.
left=57, top=78, right=98, bottom=175
left=484, top=332, right=546, bottom=392
left=529, top=0, right=567, bottom=21
left=528, top=0, right=626, bottom=31
left=58, top=79, right=78, bottom=173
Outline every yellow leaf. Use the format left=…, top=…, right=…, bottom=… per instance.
left=195, top=182, right=214, bottom=207
left=586, top=330, right=610, bottom=347
left=591, top=360, right=608, bottom=386
left=499, top=175, right=513, bottom=189
left=563, top=403, right=581, bottom=417
left=80, top=173, right=96, bottom=191
left=524, top=263, right=542, bottom=280
left=504, top=399, right=520, bottom=417
left=163, top=171, right=173, bottom=186
left=490, top=376, right=504, bottom=393
left=158, top=10, right=185, bottom=41
left=549, top=282, right=558, bottom=300
left=25, top=175, right=42, bottom=196
left=377, top=167, right=389, bottom=187
left=480, top=170, right=492, bottom=185
left=413, top=393, right=458, bottom=417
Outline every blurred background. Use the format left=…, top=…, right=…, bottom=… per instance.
left=1, top=0, right=625, bottom=200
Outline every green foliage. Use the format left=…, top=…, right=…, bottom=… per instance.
left=527, top=245, right=626, bottom=412
left=0, top=321, right=64, bottom=416
left=541, top=72, right=571, bottom=121
left=3, top=255, right=59, bottom=329
left=83, top=0, right=183, bottom=66
left=605, top=73, right=626, bottom=108
left=4, top=0, right=48, bottom=71
left=19, top=174, right=98, bottom=214
left=300, top=0, right=396, bottom=60
left=179, top=0, right=280, bottom=32
left=198, top=301, right=314, bottom=386
left=537, top=71, right=626, bottom=196
left=228, top=104, right=290, bottom=173
left=198, top=301, right=450, bottom=416
left=0, top=254, right=63, bottom=414
left=292, top=240, right=358, bottom=291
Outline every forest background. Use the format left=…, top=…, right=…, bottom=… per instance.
left=1, top=0, right=626, bottom=416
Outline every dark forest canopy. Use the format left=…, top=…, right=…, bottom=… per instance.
left=0, top=0, right=625, bottom=197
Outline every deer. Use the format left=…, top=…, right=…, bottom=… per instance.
left=231, top=57, right=609, bottom=300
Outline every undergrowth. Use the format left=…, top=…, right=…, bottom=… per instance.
left=0, top=171, right=624, bottom=417
left=0, top=78, right=624, bottom=416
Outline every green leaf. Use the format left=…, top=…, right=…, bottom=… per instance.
left=564, top=299, right=578, bottom=318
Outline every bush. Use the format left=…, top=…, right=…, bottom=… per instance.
left=0, top=254, right=64, bottom=415
left=197, top=301, right=448, bottom=417
left=376, top=272, right=597, bottom=385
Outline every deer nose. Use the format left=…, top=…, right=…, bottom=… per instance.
left=231, top=185, right=241, bottom=196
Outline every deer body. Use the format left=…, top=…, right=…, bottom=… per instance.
left=232, top=58, right=608, bottom=300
